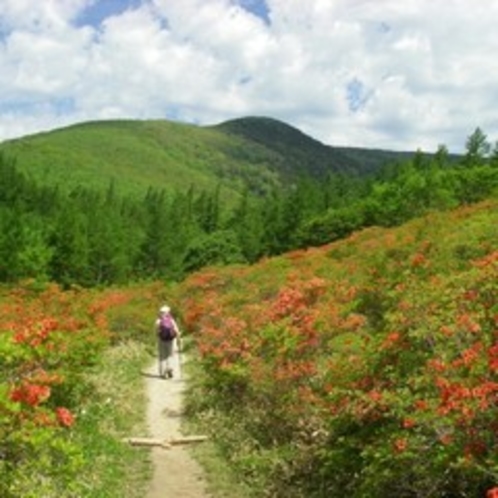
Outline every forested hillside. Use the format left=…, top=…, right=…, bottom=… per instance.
left=2, top=116, right=418, bottom=200
left=1, top=119, right=273, bottom=201
left=0, top=124, right=497, bottom=286
left=215, top=116, right=435, bottom=177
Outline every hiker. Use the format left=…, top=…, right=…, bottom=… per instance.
left=155, top=305, right=181, bottom=379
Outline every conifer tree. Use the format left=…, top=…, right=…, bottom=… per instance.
left=0, top=208, right=51, bottom=281
left=463, top=127, right=491, bottom=168
left=49, top=202, right=91, bottom=286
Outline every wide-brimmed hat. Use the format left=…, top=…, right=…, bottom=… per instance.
left=159, top=305, right=171, bottom=314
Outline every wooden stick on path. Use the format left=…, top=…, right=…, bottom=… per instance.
left=124, top=435, right=208, bottom=449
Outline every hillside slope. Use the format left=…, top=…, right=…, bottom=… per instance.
left=1, top=119, right=275, bottom=201
left=1, top=117, right=418, bottom=200
left=177, top=198, right=498, bottom=497
left=215, top=116, right=415, bottom=177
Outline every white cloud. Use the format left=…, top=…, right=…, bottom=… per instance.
left=1, top=0, right=497, bottom=153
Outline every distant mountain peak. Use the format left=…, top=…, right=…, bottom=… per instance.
left=214, top=115, right=326, bottom=147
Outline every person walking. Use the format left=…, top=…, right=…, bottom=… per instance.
left=155, top=305, right=181, bottom=379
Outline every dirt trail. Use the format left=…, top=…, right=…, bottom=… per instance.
left=143, top=346, right=210, bottom=498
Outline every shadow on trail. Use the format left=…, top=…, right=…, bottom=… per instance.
left=140, top=371, right=162, bottom=379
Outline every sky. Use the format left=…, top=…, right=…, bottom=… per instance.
left=0, top=0, right=497, bottom=153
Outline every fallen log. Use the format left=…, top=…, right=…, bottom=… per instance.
left=125, top=437, right=171, bottom=449
left=169, top=435, right=208, bottom=445
left=124, top=435, right=208, bottom=449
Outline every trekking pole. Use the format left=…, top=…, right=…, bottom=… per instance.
left=156, top=336, right=162, bottom=378
left=177, top=337, right=183, bottom=379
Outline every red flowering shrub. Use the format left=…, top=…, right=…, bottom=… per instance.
left=0, top=281, right=154, bottom=496
left=178, top=199, right=498, bottom=497
left=55, top=407, right=75, bottom=427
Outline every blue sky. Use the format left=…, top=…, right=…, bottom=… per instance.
left=75, top=0, right=270, bottom=27
left=75, top=0, right=146, bottom=27
left=1, top=0, right=497, bottom=152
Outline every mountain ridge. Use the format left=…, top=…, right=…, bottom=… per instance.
left=0, top=116, right=423, bottom=200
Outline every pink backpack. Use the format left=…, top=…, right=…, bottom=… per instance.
left=158, top=314, right=177, bottom=341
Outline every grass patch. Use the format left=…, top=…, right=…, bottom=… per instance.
left=188, top=440, right=256, bottom=498
left=181, top=344, right=257, bottom=498
left=75, top=340, right=152, bottom=497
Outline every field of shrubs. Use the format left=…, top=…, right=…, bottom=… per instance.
left=178, top=199, right=498, bottom=497
left=0, top=281, right=168, bottom=497
left=1, top=199, right=497, bottom=497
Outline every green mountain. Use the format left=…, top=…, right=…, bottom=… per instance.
left=1, top=116, right=419, bottom=200
left=215, top=116, right=415, bottom=177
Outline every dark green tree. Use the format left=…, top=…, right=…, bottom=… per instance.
left=0, top=208, right=52, bottom=282
left=490, top=141, right=498, bottom=169
left=226, top=189, right=265, bottom=263
left=49, top=202, right=91, bottom=286
left=182, top=229, right=245, bottom=273
left=462, top=127, right=491, bottom=168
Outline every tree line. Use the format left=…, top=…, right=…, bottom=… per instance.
left=0, top=127, right=497, bottom=287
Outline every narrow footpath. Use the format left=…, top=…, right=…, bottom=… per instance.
left=144, top=348, right=210, bottom=498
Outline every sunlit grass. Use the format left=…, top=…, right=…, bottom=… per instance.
left=0, top=119, right=277, bottom=204
left=75, top=340, right=152, bottom=497
left=182, top=346, right=257, bottom=498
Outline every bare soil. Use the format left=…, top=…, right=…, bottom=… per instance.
left=143, top=349, right=211, bottom=498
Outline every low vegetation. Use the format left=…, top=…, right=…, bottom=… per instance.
left=178, top=198, right=498, bottom=497
left=0, top=282, right=162, bottom=497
